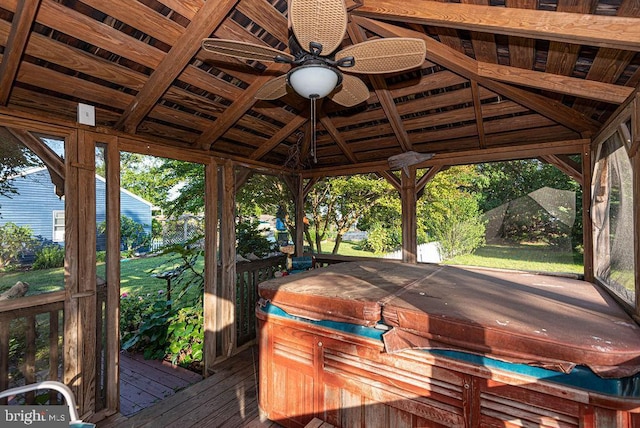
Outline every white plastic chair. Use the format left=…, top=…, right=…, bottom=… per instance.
left=0, top=380, right=95, bottom=427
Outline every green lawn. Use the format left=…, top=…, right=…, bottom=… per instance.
left=445, top=242, right=584, bottom=275
left=0, top=253, right=191, bottom=296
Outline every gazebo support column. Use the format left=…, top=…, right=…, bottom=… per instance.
left=294, top=173, right=305, bottom=256
left=401, top=167, right=418, bottom=264
left=203, top=159, right=219, bottom=374
left=219, top=161, right=236, bottom=359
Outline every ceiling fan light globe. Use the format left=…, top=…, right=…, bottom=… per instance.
left=287, top=64, right=342, bottom=99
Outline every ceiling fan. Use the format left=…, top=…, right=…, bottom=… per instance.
left=201, top=0, right=426, bottom=162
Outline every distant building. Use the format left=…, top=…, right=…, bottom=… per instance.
left=0, top=168, right=152, bottom=250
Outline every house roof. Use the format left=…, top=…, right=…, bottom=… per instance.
left=1, top=0, right=638, bottom=175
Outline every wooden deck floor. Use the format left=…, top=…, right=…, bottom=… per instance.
left=98, top=346, right=282, bottom=428
left=119, top=350, right=204, bottom=417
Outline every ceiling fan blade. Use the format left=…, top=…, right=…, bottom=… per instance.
left=329, top=75, right=370, bottom=107
left=290, top=0, right=347, bottom=56
left=336, top=38, right=426, bottom=74
left=255, top=75, right=289, bottom=100
left=201, top=39, right=294, bottom=63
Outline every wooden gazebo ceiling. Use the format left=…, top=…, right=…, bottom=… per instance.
left=1, top=0, right=639, bottom=174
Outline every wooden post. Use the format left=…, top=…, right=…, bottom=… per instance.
left=401, top=167, right=418, bottom=264
left=295, top=173, right=305, bottom=256
left=219, top=161, right=237, bottom=358
left=204, top=159, right=219, bottom=374
left=633, top=144, right=640, bottom=316
left=64, top=130, right=97, bottom=418
left=582, top=143, right=594, bottom=283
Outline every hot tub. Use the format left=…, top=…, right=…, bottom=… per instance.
left=257, top=261, right=640, bottom=427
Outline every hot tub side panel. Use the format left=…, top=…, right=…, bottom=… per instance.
left=257, top=309, right=640, bottom=428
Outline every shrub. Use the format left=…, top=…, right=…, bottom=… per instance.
left=236, top=219, right=276, bottom=257
left=166, top=306, right=203, bottom=367
left=0, top=223, right=35, bottom=271
left=361, top=223, right=400, bottom=254
left=121, top=294, right=174, bottom=360
left=32, top=244, right=64, bottom=270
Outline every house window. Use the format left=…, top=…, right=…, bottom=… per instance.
left=53, top=210, right=65, bottom=242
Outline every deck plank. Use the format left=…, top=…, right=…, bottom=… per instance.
left=97, top=347, right=279, bottom=428
left=116, top=351, right=203, bottom=417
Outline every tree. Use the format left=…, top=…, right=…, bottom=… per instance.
left=471, top=159, right=582, bottom=248
left=0, top=137, right=41, bottom=212
left=418, top=166, right=485, bottom=259
left=98, top=215, right=149, bottom=255
left=327, top=174, right=391, bottom=254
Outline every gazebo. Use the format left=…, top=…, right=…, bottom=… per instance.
left=1, top=0, right=640, bottom=426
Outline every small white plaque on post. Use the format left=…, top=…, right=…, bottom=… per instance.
left=77, top=103, right=95, bottom=126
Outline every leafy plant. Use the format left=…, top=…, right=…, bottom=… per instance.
left=121, top=297, right=174, bottom=360
left=32, top=244, right=64, bottom=270
left=236, top=219, right=276, bottom=257
left=98, top=215, right=150, bottom=257
left=166, top=306, right=203, bottom=367
left=0, top=223, right=35, bottom=271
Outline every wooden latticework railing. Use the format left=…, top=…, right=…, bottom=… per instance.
left=0, top=291, right=65, bottom=404
left=235, top=255, right=286, bottom=347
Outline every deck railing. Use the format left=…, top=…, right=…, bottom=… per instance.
left=235, top=255, right=286, bottom=346
left=0, top=254, right=349, bottom=396
left=0, top=291, right=65, bottom=404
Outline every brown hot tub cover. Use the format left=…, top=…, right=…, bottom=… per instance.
left=257, top=261, right=640, bottom=378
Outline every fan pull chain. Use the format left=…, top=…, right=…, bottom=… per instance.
left=311, top=96, right=317, bottom=164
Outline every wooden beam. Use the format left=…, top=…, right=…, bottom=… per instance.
left=115, top=0, right=240, bottom=133
left=416, top=165, right=443, bottom=194
left=302, top=138, right=589, bottom=178
left=0, top=0, right=40, bottom=105
left=319, top=114, right=358, bottom=164
left=477, top=62, right=634, bottom=104
left=195, top=61, right=289, bottom=150
left=540, top=154, right=583, bottom=182
left=581, top=143, right=594, bottom=283
left=352, top=16, right=600, bottom=135
left=378, top=170, right=401, bottom=192
left=592, top=87, right=639, bottom=148
left=354, top=0, right=640, bottom=51
left=6, top=127, right=65, bottom=195
left=347, top=22, right=413, bottom=152
left=219, top=161, right=236, bottom=359
left=470, top=80, right=486, bottom=149
left=631, top=93, right=640, bottom=158
left=250, top=115, right=308, bottom=161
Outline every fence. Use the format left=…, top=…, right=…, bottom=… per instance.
left=151, top=215, right=204, bottom=252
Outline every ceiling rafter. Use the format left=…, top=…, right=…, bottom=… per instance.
left=354, top=0, right=640, bottom=51
left=0, top=0, right=41, bottom=105
left=115, top=0, right=240, bottom=133
left=477, top=62, right=634, bottom=104
left=347, top=21, right=413, bottom=153
left=195, top=60, right=290, bottom=151
left=353, top=16, right=601, bottom=135
left=319, top=113, right=359, bottom=164
left=250, top=115, right=308, bottom=161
